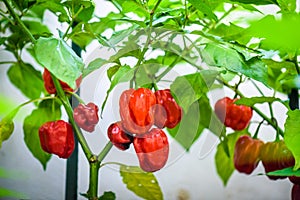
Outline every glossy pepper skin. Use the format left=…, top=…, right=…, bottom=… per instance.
left=214, top=97, right=253, bottom=130
left=234, top=135, right=264, bottom=174
left=73, top=103, right=99, bottom=132
left=43, top=68, right=82, bottom=94
left=292, top=184, right=300, bottom=200
left=119, top=88, right=156, bottom=135
left=260, top=140, right=295, bottom=180
left=38, top=120, right=75, bottom=159
left=107, top=122, right=133, bottom=151
left=154, top=89, right=182, bottom=129
left=290, top=176, right=300, bottom=185
left=133, top=128, right=169, bottom=172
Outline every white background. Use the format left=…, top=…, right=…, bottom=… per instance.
left=0, top=1, right=298, bottom=199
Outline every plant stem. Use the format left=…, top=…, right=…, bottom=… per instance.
left=3, top=0, right=36, bottom=44
left=51, top=74, right=93, bottom=159
left=62, top=6, right=84, bottom=39
left=98, top=142, right=113, bottom=162
left=87, top=155, right=100, bottom=200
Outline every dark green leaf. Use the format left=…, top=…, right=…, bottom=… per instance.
left=170, top=70, right=219, bottom=112
left=202, top=43, right=268, bottom=86
left=227, top=0, right=278, bottom=5
left=107, top=65, right=121, bottom=81
left=234, top=97, right=281, bottom=107
left=284, top=109, right=300, bottom=170
left=34, top=37, right=84, bottom=89
left=75, top=1, right=95, bottom=22
left=23, top=20, right=50, bottom=36
left=7, top=62, right=44, bottom=99
left=276, top=0, right=296, bottom=12
left=23, top=99, right=61, bottom=169
left=120, top=165, right=163, bottom=200
left=215, top=131, right=247, bottom=185
left=83, top=58, right=107, bottom=78
left=267, top=167, right=300, bottom=177
left=98, top=191, right=116, bottom=200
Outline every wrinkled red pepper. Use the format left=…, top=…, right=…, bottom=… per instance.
left=260, top=140, right=295, bottom=180
left=73, top=102, right=99, bottom=132
left=107, top=122, right=133, bottom=151
left=119, top=88, right=156, bottom=135
left=292, top=184, right=300, bottom=200
left=234, top=135, right=264, bottom=174
left=38, top=120, right=75, bottom=158
left=214, top=97, right=253, bottom=130
left=43, top=68, right=82, bottom=94
left=133, top=128, right=169, bottom=172
left=154, top=89, right=182, bottom=129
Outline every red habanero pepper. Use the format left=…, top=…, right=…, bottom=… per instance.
left=43, top=68, right=82, bottom=94
left=73, top=102, right=99, bottom=132
left=119, top=88, right=156, bottom=135
left=107, top=122, right=133, bottom=151
left=214, top=97, right=253, bottom=130
left=154, top=89, right=182, bottom=129
left=292, top=184, right=300, bottom=200
left=38, top=120, right=75, bottom=158
left=133, top=128, right=169, bottom=172
left=260, top=140, right=295, bottom=180
left=234, top=135, right=264, bottom=174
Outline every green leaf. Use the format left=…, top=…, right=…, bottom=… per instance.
left=170, top=70, right=219, bottom=112
left=107, top=65, right=121, bottom=81
left=202, top=43, right=268, bottom=86
left=98, top=191, right=116, bottom=200
left=277, top=0, right=296, bottom=12
left=83, top=58, right=107, bottom=78
left=7, top=62, right=44, bottom=100
left=35, top=0, right=69, bottom=22
left=34, top=37, right=84, bottom=89
left=284, top=109, right=300, bottom=170
left=101, top=65, right=135, bottom=115
left=120, top=165, right=163, bottom=200
left=0, top=117, right=14, bottom=148
left=234, top=97, right=281, bottom=107
left=189, top=0, right=218, bottom=21
left=228, top=0, right=278, bottom=5
left=0, top=95, right=17, bottom=117
left=215, top=131, right=247, bottom=185
left=23, top=99, right=61, bottom=169
left=75, top=1, right=95, bottom=22
left=267, top=167, right=300, bottom=177
left=23, top=20, right=50, bottom=36
left=0, top=188, right=28, bottom=199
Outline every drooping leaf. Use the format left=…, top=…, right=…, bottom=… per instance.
left=234, top=97, right=281, bottom=107
left=202, top=43, right=268, bottom=86
left=98, top=191, right=116, bottom=200
left=120, top=165, right=163, bottom=200
left=23, top=99, right=61, bottom=169
left=83, top=58, right=107, bottom=78
left=0, top=117, right=14, bottom=148
left=189, top=0, right=218, bottom=21
left=34, top=37, right=84, bottom=89
left=7, top=62, right=44, bottom=100
left=284, top=109, right=300, bottom=170
left=215, top=131, right=247, bottom=185
left=267, top=167, right=300, bottom=177
left=170, top=70, right=219, bottom=112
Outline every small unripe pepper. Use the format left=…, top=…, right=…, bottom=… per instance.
left=260, top=140, right=295, bottom=180
left=38, top=120, right=75, bottom=158
left=43, top=68, right=82, bottom=94
left=119, top=88, right=156, bottom=135
left=214, top=97, right=253, bottom=130
left=234, top=135, right=264, bottom=174
left=133, top=128, right=169, bottom=172
left=154, top=89, right=182, bottom=129
left=107, top=122, right=133, bottom=151
left=73, top=102, right=99, bottom=132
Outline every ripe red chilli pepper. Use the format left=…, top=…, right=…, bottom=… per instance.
left=234, top=135, right=264, bottom=174
left=43, top=68, right=82, bottom=94
left=292, top=184, right=300, bottom=200
left=107, top=122, right=133, bottom=151
left=260, top=140, right=295, bottom=180
left=133, top=128, right=169, bottom=172
left=154, top=89, right=182, bottom=129
left=38, top=120, right=75, bottom=159
left=119, top=88, right=156, bottom=135
left=214, top=97, right=253, bottom=130
left=73, top=102, right=99, bottom=132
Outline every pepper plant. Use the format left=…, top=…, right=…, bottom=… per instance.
left=0, top=0, right=300, bottom=199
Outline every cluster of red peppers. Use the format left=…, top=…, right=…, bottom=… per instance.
left=38, top=69, right=99, bottom=159
left=107, top=88, right=182, bottom=172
